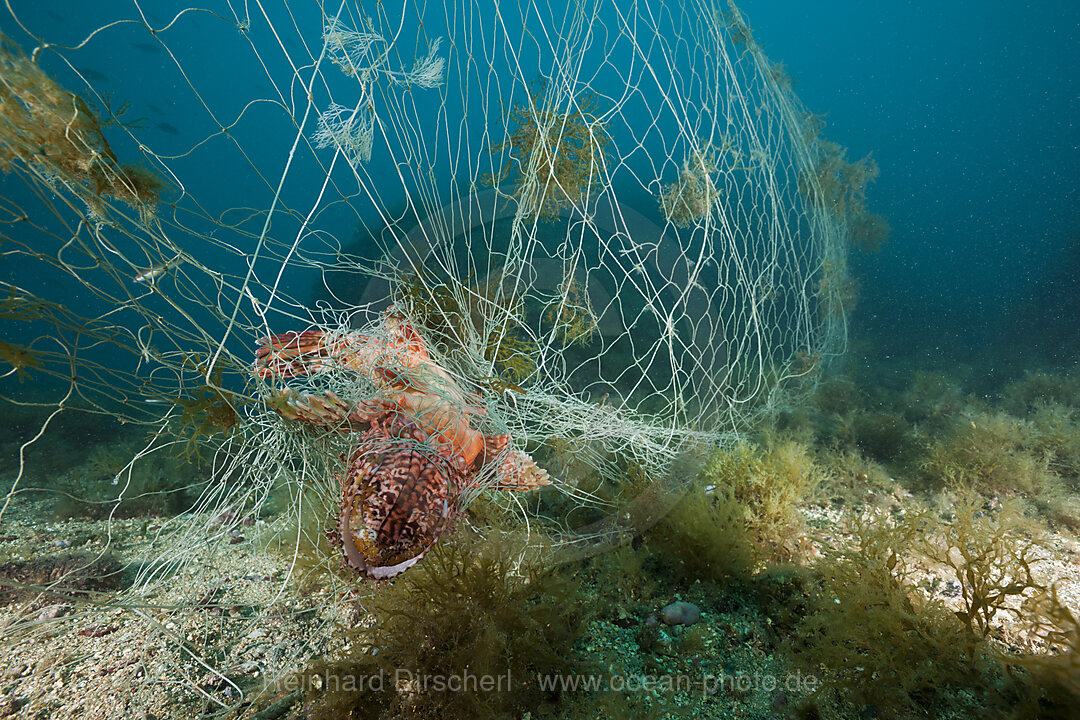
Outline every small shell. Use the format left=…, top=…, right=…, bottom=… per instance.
left=660, top=601, right=701, bottom=626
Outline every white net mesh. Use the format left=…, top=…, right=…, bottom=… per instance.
left=0, top=0, right=859, bottom=709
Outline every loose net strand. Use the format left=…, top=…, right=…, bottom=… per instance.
left=0, top=0, right=864, bottom=709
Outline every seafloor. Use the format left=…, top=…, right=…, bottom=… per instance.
left=1, top=355, right=1078, bottom=720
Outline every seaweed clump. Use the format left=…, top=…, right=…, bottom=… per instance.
left=644, top=440, right=818, bottom=585
left=643, top=470, right=755, bottom=586
left=1028, top=401, right=1080, bottom=487
left=0, top=340, right=44, bottom=382
left=659, top=145, right=721, bottom=227
left=921, top=411, right=1061, bottom=498
left=1001, top=370, right=1080, bottom=416
left=0, top=33, right=165, bottom=219
left=485, top=85, right=610, bottom=221
left=788, top=508, right=990, bottom=718
left=542, top=275, right=598, bottom=348
left=395, top=265, right=539, bottom=382
left=300, top=531, right=585, bottom=720
left=918, top=496, right=1047, bottom=636
left=1011, top=585, right=1080, bottom=703
left=799, top=139, right=890, bottom=251
left=172, top=367, right=246, bottom=459
left=788, top=495, right=1057, bottom=718
left=700, top=440, right=818, bottom=564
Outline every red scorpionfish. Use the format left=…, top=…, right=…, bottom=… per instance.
left=254, top=310, right=551, bottom=579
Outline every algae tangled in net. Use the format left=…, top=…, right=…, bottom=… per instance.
left=0, top=34, right=165, bottom=219
left=485, top=85, right=610, bottom=221
left=659, top=145, right=723, bottom=228
left=798, top=138, right=890, bottom=250
left=0, top=340, right=43, bottom=382
left=393, top=265, right=540, bottom=383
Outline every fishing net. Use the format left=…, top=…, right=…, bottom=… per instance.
left=0, top=0, right=865, bottom=713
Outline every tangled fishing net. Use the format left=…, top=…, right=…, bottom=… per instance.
left=0, top=0, right=872, bottom=712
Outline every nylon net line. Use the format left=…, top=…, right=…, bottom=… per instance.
left=0, top=0, right=858, bottom=706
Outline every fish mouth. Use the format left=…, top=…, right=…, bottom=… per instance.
left=339, top=501, right=428, bottom=579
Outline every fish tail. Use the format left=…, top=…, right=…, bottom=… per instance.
left=254, top=330, right=335, bottom=379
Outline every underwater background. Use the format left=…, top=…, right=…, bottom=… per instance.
left=2, top=0, right=1076, bottom=375
left=1, top=1, right=1079, bottom=719
left=743, top=0, right=1080, bottom=367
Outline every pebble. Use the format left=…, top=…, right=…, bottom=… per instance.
left=0, top=696, right=23, bottom=716
left=660, top=601, right=701, bottom=626
left=3, top=664, right=26, bottom=680
left=236, top=660, right=259, bottom=674
left=37, top=604, right=68, bottom=621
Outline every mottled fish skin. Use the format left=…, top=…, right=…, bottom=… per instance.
left=330, top=417, right=462, bottom=578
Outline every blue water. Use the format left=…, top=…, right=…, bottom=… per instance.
left=3, top=0, right=1078, bottom=369
left=741, top=0, right=1080, bottom=363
